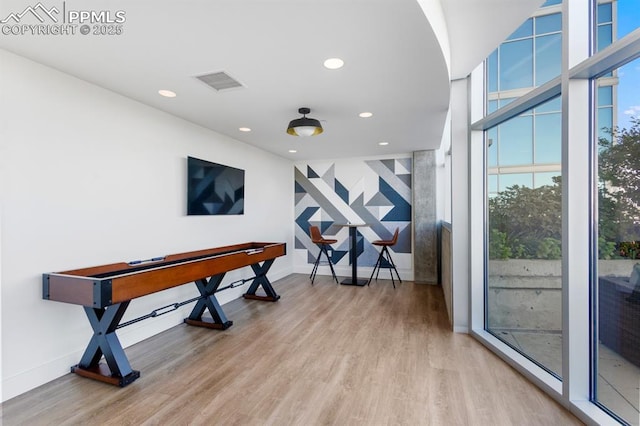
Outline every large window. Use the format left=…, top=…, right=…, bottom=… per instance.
left=594, top=57, right=640, bottom=426
left=485, top=6, right=564, bottom=376
left=486, top=98, right=563, bottom=378
left=474, top=1, right=640, bottom=424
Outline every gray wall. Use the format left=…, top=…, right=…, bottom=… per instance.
left=413, top=150, right=438, bottom=284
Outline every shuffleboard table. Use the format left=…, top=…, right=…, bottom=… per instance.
left=43, top=242, right=286, bottom=386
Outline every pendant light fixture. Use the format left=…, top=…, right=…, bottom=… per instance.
left=286, top=107, right=323, bottom=137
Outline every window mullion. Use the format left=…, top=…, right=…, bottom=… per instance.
left=560, top=0, right=591, bottom=403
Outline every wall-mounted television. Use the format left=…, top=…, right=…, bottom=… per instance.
left=187, top=156, right=245, bottom=215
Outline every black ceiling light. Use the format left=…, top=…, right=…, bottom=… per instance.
left=286, top=107, right=323, bottom=137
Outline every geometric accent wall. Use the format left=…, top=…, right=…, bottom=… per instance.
left=294, top=157, right=412, bottom=272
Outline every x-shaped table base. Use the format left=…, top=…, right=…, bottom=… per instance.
left=70, top=260, right=280, bottom=386
left=243, top=260, right=280, bottom=301
left=184, top=273, right=233, bottom=329
left=72, top=301, right=141, bottom=386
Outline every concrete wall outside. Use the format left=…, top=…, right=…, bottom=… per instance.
left=487, top=259, right=638, bottom=331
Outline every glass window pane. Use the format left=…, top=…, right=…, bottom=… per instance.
left=534, top=172, right=559, bottom=188
left=597, top=107, right=613, bottom=143
left=594, top=56, right=640, bottom=426
left=507, top=18, right=533, bottom=40
left=500, top=98, right=516, bottom=108
left=598, top=85, right=613, bottom=106
left=535, top=13, right=561, bottom=35
left=486, top=103, right=562, bottom=378
left=597, top=3, right=612, bottom=24
left=535, top=33, right=562, bottom=85
left=487, top=50, right=498, bottom=93
left=597, top=24, right=613, bottom=51
left=500, top=39, right=533, bottom=91
left=499, top=116, right=533, bottom=166
left=535, top=96, right=561, bottom=113
left=535, top=113, right=561, bottom=164
left=541, top=0, right=561, bottom=6
left=488, top=174, right=498, bottom=193
left=488, top=127, right=498, bottom=167
left=488, top=100, right=498, bottom=114
left=499, top=173, right=533, bottom=190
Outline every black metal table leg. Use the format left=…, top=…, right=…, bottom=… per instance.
left=72, top=302, right=141, bottom=386
left=184, top=274, right=233, bottom=329
left=341, top=226, right=368, bottom=286
left=243, top=259, right=280, bottom=301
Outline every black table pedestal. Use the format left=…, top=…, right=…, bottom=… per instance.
left=340, top=225, right=368, bottom=286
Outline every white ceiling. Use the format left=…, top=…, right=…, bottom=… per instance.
left=0, top=0, right=543, bottom=161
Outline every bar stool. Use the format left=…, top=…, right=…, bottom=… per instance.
left=368, top=228, right=401, bottom=288
left=309, top=225, right=339, bottom=284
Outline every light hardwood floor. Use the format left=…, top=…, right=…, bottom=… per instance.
left=1, top=274, right=583, bottom=425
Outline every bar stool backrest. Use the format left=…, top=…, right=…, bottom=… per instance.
left=376, top=228, right=399, bottom=246
left=390, top=227, right=399, bottom=245
left=309, top=225, right=323, bottom=243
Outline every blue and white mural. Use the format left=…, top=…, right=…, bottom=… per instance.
left=294, top=157, right=412, bottom=271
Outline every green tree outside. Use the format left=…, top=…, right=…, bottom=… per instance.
left=488, top=118, right=640, bottom=260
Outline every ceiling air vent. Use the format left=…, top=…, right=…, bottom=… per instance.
left=195, top=71, right=244, bottom=91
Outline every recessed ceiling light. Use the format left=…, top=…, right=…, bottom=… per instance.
left=379, top=142, right=389, bottom=146
left=359, top=112, right=373, bottom=118
left=288, top=149, right=297, bottom=153
left=158, top=89, right=176, bottom=98
left=239, top=127, right=251, bottom=132
left=323, top=58, right=344, bottom=70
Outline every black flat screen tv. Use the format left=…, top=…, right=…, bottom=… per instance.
left=187, top=156, right=245, bottom=215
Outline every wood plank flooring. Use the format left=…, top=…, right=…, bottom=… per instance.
left=0, top=274, right=582, bottom=425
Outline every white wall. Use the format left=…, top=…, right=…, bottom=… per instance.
left=435, top=108, right=451, bottom=224
left=449, top=78, right=470, bottom=333
left=0, top=49, right=294, bottom=401
left=0, top=206, right=3, bottom=403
